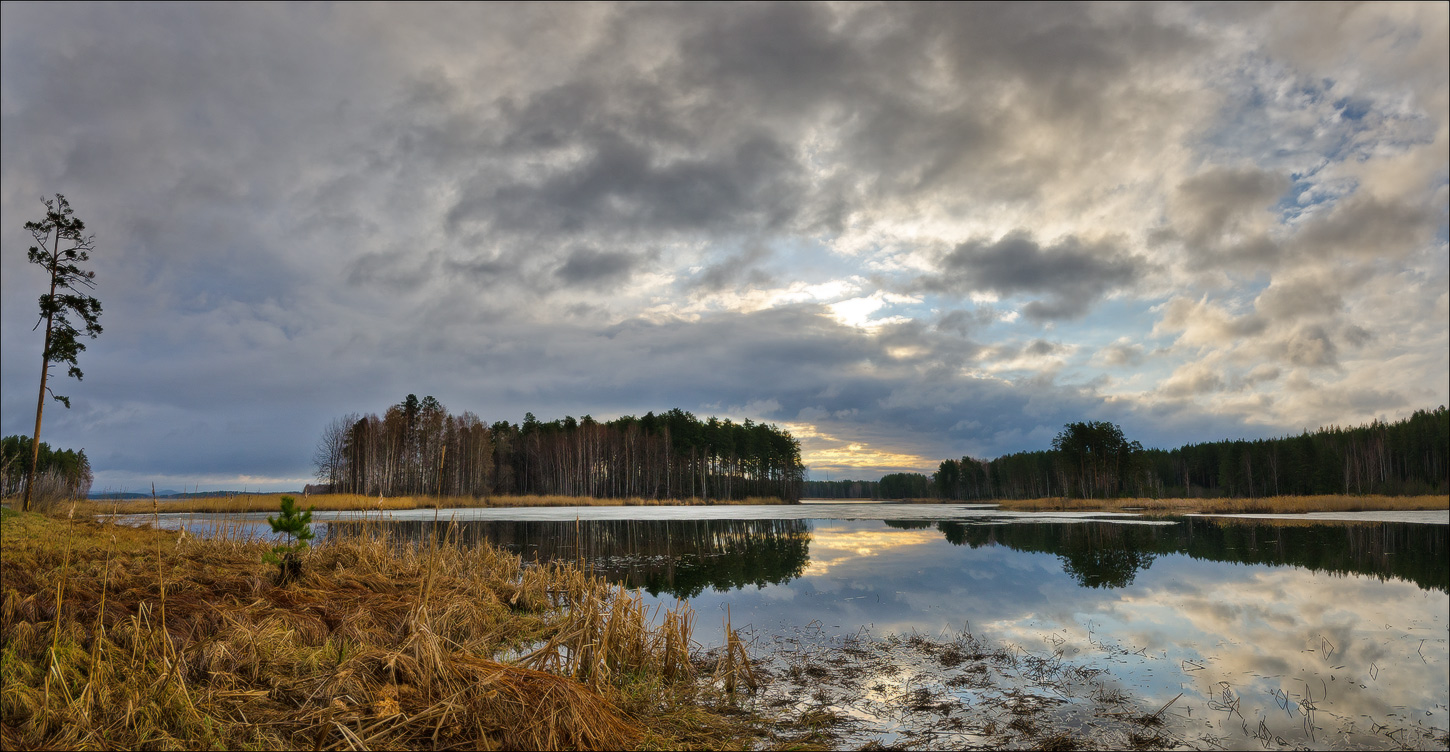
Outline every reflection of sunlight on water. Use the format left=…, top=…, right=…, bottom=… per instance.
left=804, top=525, right=942, bottom=575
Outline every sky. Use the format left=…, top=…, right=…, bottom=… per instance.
left=2, top=2, right=1446, bottom=492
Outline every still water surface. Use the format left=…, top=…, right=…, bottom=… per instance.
left=132, top=503, right=1449, bottom=749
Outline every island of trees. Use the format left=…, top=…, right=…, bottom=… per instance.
left=313, top=396, right=805, bottom=502
left=805, top=406, right=1449, bottom=501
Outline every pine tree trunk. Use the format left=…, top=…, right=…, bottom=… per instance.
left=23, top=256, right=58, bottom=513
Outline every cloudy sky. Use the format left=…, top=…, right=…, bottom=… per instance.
left=2, top=2, right=1446, bottom=492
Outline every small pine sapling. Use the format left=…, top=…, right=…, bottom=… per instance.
left=263, top=495, right=315, bottom=585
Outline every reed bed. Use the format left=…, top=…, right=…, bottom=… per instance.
left=0, top=507, right=764, bottom=750
left=991, top=494, right=1448, bottom=515
left=75, top=493, right=788, bottom=516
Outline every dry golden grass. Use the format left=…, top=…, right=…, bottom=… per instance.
left=990, top=494, right=1449, bottom=515
left=0, top=507, right=767, bottom=751
left=76, top=492, right=788, bottom=515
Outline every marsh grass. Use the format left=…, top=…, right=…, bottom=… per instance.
left=0, top=509, right=763, bottom=750
left=991, top=494, right=1448, bottom=515
left=76, top=493, right=788, bottom=516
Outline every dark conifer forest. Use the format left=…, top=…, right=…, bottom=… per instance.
left=315, top=396, right=805, bottom=501
left=0, top=435, right=92, bottom=500
left=805, top=406, right=1449, bottom=500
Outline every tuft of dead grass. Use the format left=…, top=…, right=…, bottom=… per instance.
left=0, top=509, right=764, bottom=750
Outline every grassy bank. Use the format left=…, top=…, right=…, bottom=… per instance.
left=990, top=493, right=1449, bottom=515
left=78, top=493, right=788, bottom=516
left=0, top=507, right=789, bottom=751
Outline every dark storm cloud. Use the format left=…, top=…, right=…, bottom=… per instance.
left=920, top=232, right=1144, bottom=321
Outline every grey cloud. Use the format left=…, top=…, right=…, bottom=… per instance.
left=444, top=255, right=518, bottom=284
left=1097, top=342, right=1145, bottom=367
left=1025, top=340, right=1064, bottom=357
left=1289, top=196, right=1438, bottom=260
left=377, top=1, right=1216, bottom=293
left=921, top=231, right=1143, bottom=321
left=1282, top=325, right=1339, bottom=368
left=484, top=133, right=803, bottom=238
left=1342, top=324, right=1372, bottom=348
left=1162, top=364, right=1225, bottom=398
left=347, top=250, right=438, bottom=292
left=1244, top=364, right=1281, bottom=386
left=555, top=248, right=645, bottom=287
left=693, top=244, right=774, bottom=292
left=933, top=309, right=994, bottom=338
left=1254, top=277, right=1343, bottom=321
left=1170, top=166, right=1290, bottom=269
left=1176, top=167, right=1289, bottom=235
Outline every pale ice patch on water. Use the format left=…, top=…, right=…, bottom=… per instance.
left=110, top=502, right=1176, bottom=526
left=1190, top=509, right=1450, bottom=525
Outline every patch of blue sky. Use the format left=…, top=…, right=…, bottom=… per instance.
left=1333, top=95, right=1372, bottom=122
left=1273, top=172, right=1347, bottom=225
left=1197, top=65, right=1386, bottom=180
left=768, top=235, right=872, bottom=288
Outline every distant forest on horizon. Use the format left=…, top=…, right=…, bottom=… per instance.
left=314, top=396, right=806, bottom=502
left=806, top=406, right=1450, bottom=501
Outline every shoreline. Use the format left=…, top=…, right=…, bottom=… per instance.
left=61, top=491, right=1450, bottom=517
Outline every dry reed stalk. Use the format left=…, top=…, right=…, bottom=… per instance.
left=657, top=599, right=697, bottom=682
left=714, top=606, right=757, bottom=695
left=80, top=533, right=117, bottom=707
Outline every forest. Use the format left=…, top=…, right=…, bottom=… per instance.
left=315, top=395, right=805, bottom=502
left=0, top=435, right=92, bottom=502
left=812, top=406, right=1449, bottom=501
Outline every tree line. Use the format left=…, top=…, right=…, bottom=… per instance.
left=1, top=435, right=93, bottom=503
left=811, top=406, right=1449, bottom=501
left=315, top=395, right=805, bottom=502
left=801, top=473, right=938, bottom=499
left=937, top=407, right=1449, bottom=500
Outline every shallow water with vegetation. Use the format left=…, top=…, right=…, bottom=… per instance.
left=126, top=503, right=1450, bottom=749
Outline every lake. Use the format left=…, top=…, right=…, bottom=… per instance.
left=122, top=502, right=1450, bottom=750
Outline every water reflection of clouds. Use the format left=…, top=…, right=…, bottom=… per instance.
left=676, top=520, right=1448, bottom=748
left=979, top=559, right=1448, bottom=746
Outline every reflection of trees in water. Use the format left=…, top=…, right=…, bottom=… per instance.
left=323, top=518, right=811, bottom=599
left=935, top=519, right=1448, bottom=592
left=937, top=522, right=1160, bottom=588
